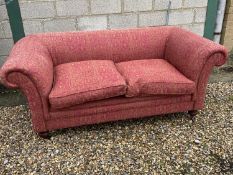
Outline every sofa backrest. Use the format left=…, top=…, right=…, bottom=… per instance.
left=37, top=27, right=172, bottom=66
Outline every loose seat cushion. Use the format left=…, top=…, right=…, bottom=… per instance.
left=49, top=60, right=127, bottom=109
left=116, top=59, right=195, bottom=97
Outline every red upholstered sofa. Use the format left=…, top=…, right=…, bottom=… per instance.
left=0, top=27, right=227, bottom=138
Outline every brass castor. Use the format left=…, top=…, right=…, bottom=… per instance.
left=38, top=132, right=51, bottom=139
left=188, top=110, right=198, bottom=123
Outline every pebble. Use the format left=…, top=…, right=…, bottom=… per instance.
left=194, top=139, right=201, bottom=144
left=3, top=159, right=8, bottom=164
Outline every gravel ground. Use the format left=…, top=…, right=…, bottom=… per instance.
left=0, top=82, right=232, bottom=174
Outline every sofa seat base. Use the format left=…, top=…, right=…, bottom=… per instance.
left=47, top=101, right=194, bottom=131
left=46, top=94, right=194, bottom=131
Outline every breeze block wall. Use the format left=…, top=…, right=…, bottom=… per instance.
left=0, top=0, right=208, bottom=66
left=0, top=0, right=14, bottom=66
left=18, top=0, right=208, bottom=34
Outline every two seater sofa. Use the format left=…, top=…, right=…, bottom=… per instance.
left=0, top=27, right=227, bottom=138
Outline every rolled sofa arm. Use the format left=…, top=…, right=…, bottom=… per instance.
left=165, top=27, right=228, bottom=109
left=0, top=36, right=54, bottom=132
left=0, top=36, right=53, bottom=96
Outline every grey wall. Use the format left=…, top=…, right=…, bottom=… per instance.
left=0, top=0, right=13, bottom=66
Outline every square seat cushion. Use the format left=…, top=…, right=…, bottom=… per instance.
left=116, top=59, right=195, bottom=97
left=49, top=60, right=127, bottom=109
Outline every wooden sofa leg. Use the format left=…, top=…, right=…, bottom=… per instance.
left=188, top=110, right=198, bottom=123
left=38, top=132, right=51, bottom=139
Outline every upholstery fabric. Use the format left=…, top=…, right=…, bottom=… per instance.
left=50, top=95, right=192, bottom=118
left=37, top=27, right=171, bottom=65
left=0, top=36, right=53, bottom=97
left=47, top=101, right=194, bottom=131
left=193, top=53, right=224, bottom=109
left=0, top=36, right=53, bottom=129
left=51, top=94, right=191, bottom=111
left=49, top=60, right=127, bottom=109
left=116, top=59, right=195, bottom=97
left=165, top=27, right=227, bottom=104
left=7, top=72, right=47, bottom=132
left=165, top=27, right=227, bottom=83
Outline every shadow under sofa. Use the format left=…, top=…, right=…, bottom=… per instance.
left=0, top=26, right=227, bottom=138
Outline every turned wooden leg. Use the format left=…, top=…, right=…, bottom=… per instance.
left=188, top=110, right=198, bottom=123
left=38, top=132, right=51, bottom=139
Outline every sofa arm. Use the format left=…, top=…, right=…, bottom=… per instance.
left=0, top=36, right=54, bottom=97
left=0, top=36, right=54, bottom=132
left=165, top=27, right=227, bottom=83
left=165, top=27, right=228, bottom=109
left=193, top=52, right=225, bottom=109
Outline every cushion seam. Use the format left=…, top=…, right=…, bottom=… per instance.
left=138, top=82, right=195, bottom=85
left=49, top=101, right=193, bottom=119
left=50, top=84, right=126, bottom=100
left=51, top=95, right=192, bottom=111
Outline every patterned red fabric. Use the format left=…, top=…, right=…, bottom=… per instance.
left=49, top=60, right=127, bottom=109
left=165, top=27, right=227, bottom=82
left=116, top=59, right=195, bottom=97
left=37, top=27, right=171, bottom=65
left=47, top=101, right=194, bottom=131
left=0, top=36, right=53, bottom=130
left=51, top=94, right=191, bottom=111
left=0, top=27, right=227, bottom=134
left=0, top=36, right=53, bottom=97
left=165, top=27, right=227, bottom=107
left=193, top=53, right=224, bottom=109
left=50, top=95, right=192, bottom=118
left=7, top=72, right=48, bottom=132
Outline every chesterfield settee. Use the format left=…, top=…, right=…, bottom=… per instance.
left=0, top=27, right=227, bottom=138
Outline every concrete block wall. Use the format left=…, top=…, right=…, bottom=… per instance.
left=18, top=0, right=207, bottom=33
left=221, top=0, right=233, bottom=51
left=0, top=0, right=14, bottom=66
left=0, top=0, right=208, bottom=66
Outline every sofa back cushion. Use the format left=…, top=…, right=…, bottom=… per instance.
left=37, top=27, right=171, bottom=66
